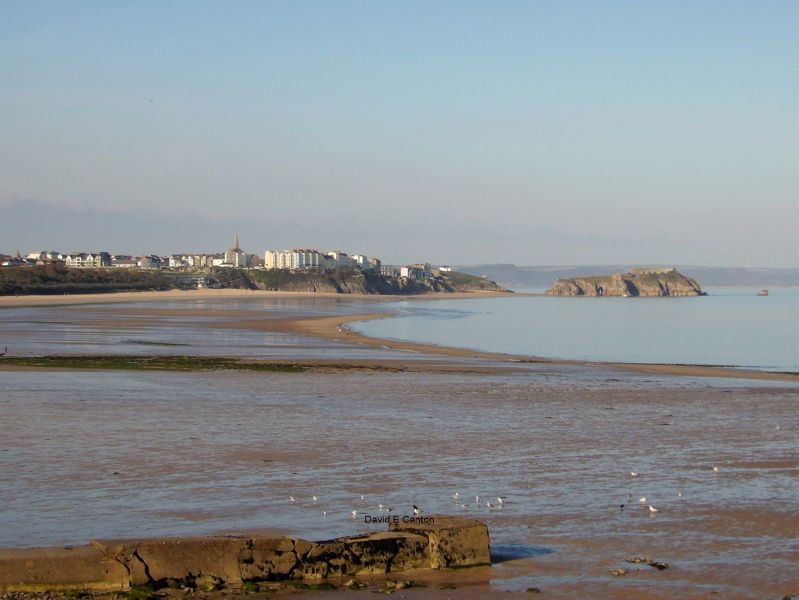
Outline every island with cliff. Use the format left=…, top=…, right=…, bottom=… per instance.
left=545, top=267, right=706, bottom=297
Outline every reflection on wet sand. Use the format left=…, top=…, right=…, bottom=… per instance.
left=0, top=296, right=797, bottom=598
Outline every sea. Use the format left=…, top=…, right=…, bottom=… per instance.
left=355, top=287, right=799, bottom=373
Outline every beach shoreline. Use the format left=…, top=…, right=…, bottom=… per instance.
left=234, top=311, right=799, bottom=382
left=2, top=291, right=798, bottom=599
left=1, top=289, right=797, bottom=382
left=0, top=287, right=515, bottom=309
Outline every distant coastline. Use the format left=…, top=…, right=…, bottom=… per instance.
left=0, top=265, right=509, bottom=298
left=457, top=263, right=799, bottom=289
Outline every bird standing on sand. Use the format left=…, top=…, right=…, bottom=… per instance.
left=413, top=505, right=421, bottom=515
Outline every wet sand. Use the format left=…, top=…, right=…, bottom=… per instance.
left=1, top=368, right=797, bottom=599
left=4, top=294, right=795, bottom=382
left=0, top=288, right=511, bottom=309
left=1, top=293, right=798, bottom=598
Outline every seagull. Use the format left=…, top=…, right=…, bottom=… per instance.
left=322, top=511, right=327, bottom=518
left=677, top=492, right=683, bottom=498
left=474, top=495, right=480, bottom=504
left=630, top=471, right=639, bottom=477
left=452, top=492, right=460, bottom=500
left=351, top=510, right=358, bottom=519
left=648, top=505, right=659, bottom=513
left=712, top=466, right=720, bottom=472
left=638, top=497, right=647, bottom=503
left=289, top=496, right=296, bottom=503
left=497, top=497, right=506, bottom=505
left=485, top=501, right=494, bottom=509
left=312, top=496, right=318, bottom=504
left=378, top=503, right=384, bottom=511
left=413, top=505, right=421, bottom=515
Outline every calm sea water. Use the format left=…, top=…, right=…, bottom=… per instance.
left=357, top=288, right=799, bottom=372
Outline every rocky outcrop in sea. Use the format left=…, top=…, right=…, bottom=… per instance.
left=545, top=267, right=705, bottom=297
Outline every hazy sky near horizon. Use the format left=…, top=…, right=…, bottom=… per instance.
left=1, top=1, right=797, bottom=267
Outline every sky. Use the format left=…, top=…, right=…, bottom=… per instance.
left=1, top=0, right=797, bottom=267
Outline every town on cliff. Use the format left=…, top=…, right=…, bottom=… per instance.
left=0, top=234, right=508, bottom=296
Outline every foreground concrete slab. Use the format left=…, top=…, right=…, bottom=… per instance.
left=0, top=516, right=490, bottom=593
left=390, top=515, right=492, bottom=568
left=0, top=545, right=128, bottom=593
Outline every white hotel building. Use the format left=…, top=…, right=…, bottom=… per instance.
left=264, top=249, right=325, bottom=270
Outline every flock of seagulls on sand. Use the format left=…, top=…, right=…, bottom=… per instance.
left=286, top=464, right=727, bottom=522
left=619, top=464, right=722, bottom=515
left=284, top=490, right=513, bottom=521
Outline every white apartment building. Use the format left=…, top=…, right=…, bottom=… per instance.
left=65, top=252, right=111, bottom=268
left=265, top=249, right=325, bottom=270
left=324, top=251, right=356, bottom=269
left=265, top=250, right=294, bottom=269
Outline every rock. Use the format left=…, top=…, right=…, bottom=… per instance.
left=92, top=537, right=247, bottom=587
left=299, top=532, right=428, bottom=578
left=389, top=515, right=491, bottom=569
left=546, top=268, right=705, bottom=297
left=624, top=556, right=669, bottom=570
left=0, top=546, right=128, bottom=593
left=2, top=516, right=490, bottom=592
left=237, top=537, right=303, bottom=581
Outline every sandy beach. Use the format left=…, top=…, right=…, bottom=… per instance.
left=1, top=290, right=798, bottom=599
left=0, top=288, right=513, bottom=308
left=2, top=288, right=795, bottom=382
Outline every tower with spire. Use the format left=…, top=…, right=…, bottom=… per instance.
left=224, top=233, right=249, bottom=267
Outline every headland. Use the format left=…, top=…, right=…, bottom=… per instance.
left=546, top=267, right=705, bottom=297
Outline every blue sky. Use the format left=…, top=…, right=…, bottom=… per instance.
left=1, top=1, right=797, bottom=266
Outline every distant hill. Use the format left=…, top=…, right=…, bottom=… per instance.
left=456, top=264, right=799, bottom=290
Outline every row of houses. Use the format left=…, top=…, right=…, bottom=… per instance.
left=3, top=235, right=454, bottom=281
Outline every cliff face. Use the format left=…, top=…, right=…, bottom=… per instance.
left=230, top=268, right=509, bottom=295
left=545, top=268, right=705, bottom=297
